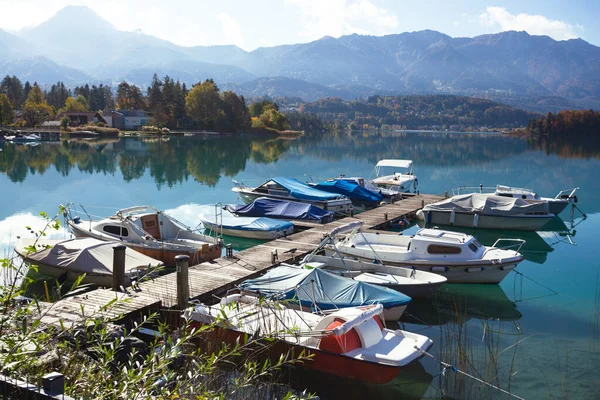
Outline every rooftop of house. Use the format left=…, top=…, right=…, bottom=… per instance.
left=112, top=110, right=152, bottom=117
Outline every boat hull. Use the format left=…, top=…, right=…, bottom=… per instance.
left=325, top=251, right=521, bottom=284
left=421, top=210, right=553, bottom=231
left=191, top=322, right=421, bottom=384
left=545, top=199, right=569, bottom=215
left=203, top=221, right=294, bottom=240
left=233, top=188, right=353, bottom=215
left=31, top=261, right=129, bottom=287
left=68, top=222, right=221, bottom=266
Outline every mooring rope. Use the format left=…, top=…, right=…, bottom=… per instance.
left=415, top=346, right=526, bottom=400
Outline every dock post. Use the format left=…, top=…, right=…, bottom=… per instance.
left=112, top=245, right=126, bottom=291
left=421, top=199, right=425, bottom=207
left=444, top=191, right=448, bottom=198
left=384, top=211, right=388, bottom=221
left=225, top=244, right=233, bottom=258
left=176, top=255, right=190, bottom=309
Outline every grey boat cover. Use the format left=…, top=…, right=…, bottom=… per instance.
left=16, top=237, right=162, bottom=276
left=239, top=265, right=411, bottom=311
left=423, top=193, right=549, bottom=216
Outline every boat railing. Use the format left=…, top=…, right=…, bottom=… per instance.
left=116, top=205, right=160, bottom=218
left=554, top=187, right=579, bottom=201
left=453, top=185, right=498, bottom=196
left=232, top=180, right=250, bottom=190
left=63, top=202, right=95, bottom=232
left=486, top=238, right=526, bottom=255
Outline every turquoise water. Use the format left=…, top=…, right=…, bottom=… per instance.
left=0, top=131, right=599, bottom=399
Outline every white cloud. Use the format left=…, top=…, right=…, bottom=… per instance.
left=479, top=6, right=580, bottom=40
left=287, top=0, right=399, bottom=40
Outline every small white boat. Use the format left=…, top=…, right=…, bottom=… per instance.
left=14, top=237, right=162, bottom=287
left=302, top=254, right=447, bottom=299
left=232, top=177, right=353, bottom=216
left=198, top=205, right=294, bottom=240
left=417, top=193, right=555, bottom=231
left=13, top=134, right=41, bottom=142
left=455, top=185, right=579, bottom=215
left=368, top=160, right=418, bottom=193
left=183, top=296, right=433, bottom=384
left=64, top=203, right=222, bottom=266
left=330, top=224, right=525, bottom=284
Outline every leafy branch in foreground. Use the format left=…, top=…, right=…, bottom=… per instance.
left=0, top=207, right=316, bottom=399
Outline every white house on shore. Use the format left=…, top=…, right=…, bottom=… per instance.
left=104, top=110, right=152, bottom=130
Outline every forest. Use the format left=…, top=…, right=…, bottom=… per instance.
left=298, top=95, right=539, bottom=130
left=525, top=110, right=600, bottom=137
left=0, top=74, right=290, bottom=132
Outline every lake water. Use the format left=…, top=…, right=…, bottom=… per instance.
left=0, top=131, right=599, bottom=399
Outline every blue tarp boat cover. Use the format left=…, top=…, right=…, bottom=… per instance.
left=225, top=197, right=334, bottom=223
left=239, top=265, right=411, bottom=310
left=198, top=206, right=293, bottom=232
left=271, top=177, right=345, bottom=201
left=314, top=180, right=383, bottom=204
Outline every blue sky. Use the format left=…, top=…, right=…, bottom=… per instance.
left=0, top=0, right=597, bottom=50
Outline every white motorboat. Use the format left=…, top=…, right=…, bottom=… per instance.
left=232, top=177, right=353, bottom=215
left=64, top=203, right=222, bottom=266
left=368, top=159, right=418, bottom=193
left=417, top=193, right=555, bottom=231
left=183, top=296, right=433, bottom=384
left=454, top=185, right=579, bottom=215
left=14, top=237, right=162, bottom=287
left=329, top=224, right=525, bottom=284
left=302, top=254, right=447, bottom=299
left=13, top=134, right=41, bottom=142
left=198, top=205, right=294, bottom=240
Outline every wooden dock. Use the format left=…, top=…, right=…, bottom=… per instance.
left=40, top=194, right=444, bottom=325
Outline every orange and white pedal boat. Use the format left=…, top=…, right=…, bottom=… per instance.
left=183, top=294, right=433, bottom=384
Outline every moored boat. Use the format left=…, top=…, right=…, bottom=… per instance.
left=183, top=297, right=433, bottom=384
left=232, top=177, right=353, bottom=216
left=302, top=254, right=447, bottom=299
left=239, top=264, right=412, bottom=320
left=454, top=185, right=579, bottom=215
left=14, top=237, right=162, bottom=287
left=329, top=224, right=525, bottom=284
left=416, top=193, right=555, bottom=231
left=310, top=179, right=383, bottom=208
left=225, top=197, right=334, bottom=224
left=368, top=159, right=418, bottom=193
left=198, top=205, right=294, bottom=240
left=64, top=203, right=222, bottom=266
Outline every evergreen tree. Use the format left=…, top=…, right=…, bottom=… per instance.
left=0, top=75, right=24, bottom=109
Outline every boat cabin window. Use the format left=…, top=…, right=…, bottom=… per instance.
left=427, top=244, right=461, bottom=255
left=468, top=239, right=482, bottom=253
left=103, top=225, right=129, bottom=237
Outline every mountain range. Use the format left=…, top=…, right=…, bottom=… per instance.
left=1, top=5, right=599, bottom=113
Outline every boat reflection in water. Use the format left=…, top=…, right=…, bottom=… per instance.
left=287, top=356, right=434, bottom=400
left=403, top=283, right=522, bottom=326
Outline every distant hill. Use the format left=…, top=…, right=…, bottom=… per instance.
left=298, top=95, right=539, bottom=129
left=0, top=6, right=598, bottom=113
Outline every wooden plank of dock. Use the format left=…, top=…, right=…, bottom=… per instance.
left=51, top=194, right=445, bottom=316
left=35, top=288, right=161, bottom=329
